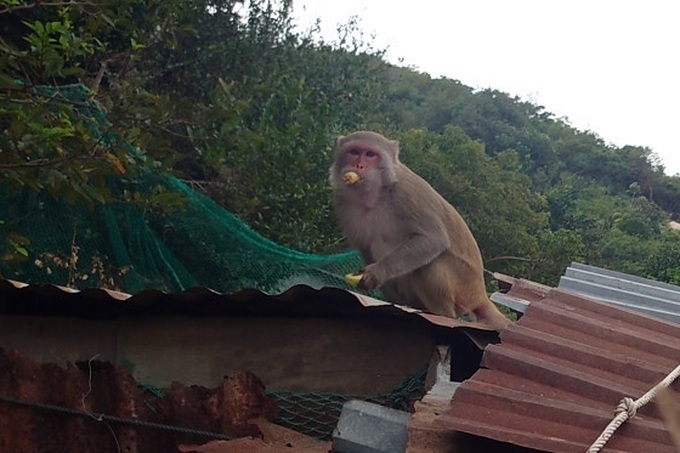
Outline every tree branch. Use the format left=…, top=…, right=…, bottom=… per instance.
left=0, top=1, right=97, bottom=15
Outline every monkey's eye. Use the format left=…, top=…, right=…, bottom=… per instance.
left=365, top=150, right=377, bottom=158
left=348, top=148, right=360, bottom=156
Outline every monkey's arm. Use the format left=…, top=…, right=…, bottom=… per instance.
left=360, top=218, right=450, bottom=289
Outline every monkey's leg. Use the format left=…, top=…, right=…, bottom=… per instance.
left=381, top=279, right=429, bottom=311
left=408, top=254, right=499, bottom=321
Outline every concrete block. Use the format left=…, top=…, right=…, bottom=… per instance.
left=332, top=399, right=411, bottom=453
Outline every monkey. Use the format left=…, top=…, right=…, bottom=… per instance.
left=329, top=130, right=512, bottom=330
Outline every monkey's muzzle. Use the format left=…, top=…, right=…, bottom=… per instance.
left=343, top=171, right=361, bottom=185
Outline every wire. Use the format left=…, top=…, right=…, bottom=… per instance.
left=0, top=394, right=234, bottom=441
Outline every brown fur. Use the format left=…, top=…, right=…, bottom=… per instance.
left=329, top=131, right=511, bottom=330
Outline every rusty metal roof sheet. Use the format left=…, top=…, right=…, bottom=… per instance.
left=441, top=278, right=680, bottom=453
left=7, top=273, right=679, bottom=452
left=0, top=278, right=501, bottom=336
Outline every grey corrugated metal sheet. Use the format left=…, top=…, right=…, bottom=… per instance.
left=558, top=262, right=680, bottom=324
left=442, top=277, right=680, bottom=453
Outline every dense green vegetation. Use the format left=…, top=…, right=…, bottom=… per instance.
left=2, top=0, right=680, bottom=287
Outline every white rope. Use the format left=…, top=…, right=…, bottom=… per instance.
left=587, top=364, right=680, bottom=453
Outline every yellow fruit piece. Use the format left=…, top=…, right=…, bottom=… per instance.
left=344, top=272, right=363, bottom=287
left=343, top=171, right=360, bottom=185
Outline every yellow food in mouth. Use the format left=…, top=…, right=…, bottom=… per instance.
left=343, top=171, right=360, bottom=185
left=344, top=272, right=363, bottom=287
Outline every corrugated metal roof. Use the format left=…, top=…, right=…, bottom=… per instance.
left=0, top=278, right=497, bottom=333
left=6, top=271, right=679, bottom=452
left=1, top=278, right=499, bottom=450
left=441, top=277, right=680, bottom=453
left=558, top=262, right=680, bottom=324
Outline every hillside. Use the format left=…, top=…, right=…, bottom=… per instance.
left=2, top=0, right=680, bottom=290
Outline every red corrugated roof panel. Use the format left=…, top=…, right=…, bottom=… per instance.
left=440, top=287, right=680, bottom=453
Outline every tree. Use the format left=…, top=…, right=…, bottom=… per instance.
left=644, top=230, right=680, bottom=284
left=0, top=0, right=202, bottom=204
left=0, top=0, right=390, bottom=253
left=397, top=126, right=549, bottom=279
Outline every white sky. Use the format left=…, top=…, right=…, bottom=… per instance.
left=293, top=1, right=680, bottom=176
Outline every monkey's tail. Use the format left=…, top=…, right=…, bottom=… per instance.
left=473, top=301, right=513, bottom=331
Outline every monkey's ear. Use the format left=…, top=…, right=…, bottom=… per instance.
left=336, top=135, right=346, bottom=146
left=390, top=140, right=400, bottom=159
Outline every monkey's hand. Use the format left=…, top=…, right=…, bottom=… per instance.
left=358, top=264, right=382, bottom=290
left=344, top=272, right=363, bottom=287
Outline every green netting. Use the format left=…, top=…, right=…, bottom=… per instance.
left=0, top=174, right=364, bottom=293
left=0, top=83, right=367, bottom=292
left=269, top=368, right=427, bottom=440
left=0, top=85, right=366, bottom=293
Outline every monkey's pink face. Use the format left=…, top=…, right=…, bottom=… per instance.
left=343, top=146, right=381, bottom=172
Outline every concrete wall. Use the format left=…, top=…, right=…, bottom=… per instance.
left=0, top=315, right=435, bottom=394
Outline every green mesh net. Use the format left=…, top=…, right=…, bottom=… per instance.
left=0, top=83, right=363, bottom=293
left=269, top=368, right=427, bottom=440
left=0, top=174, right=364, bottom=294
